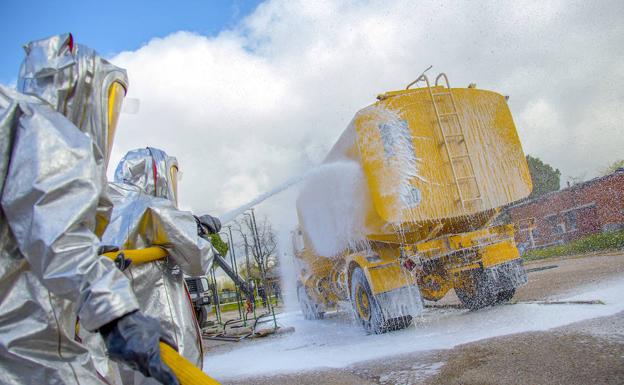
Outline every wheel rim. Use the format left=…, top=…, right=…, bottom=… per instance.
left=355, top=284, right=371, bottom=321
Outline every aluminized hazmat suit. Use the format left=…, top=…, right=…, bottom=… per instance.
left=97, top=147, right=216, bottom=384
left=0, top=34, right=175, bottom=385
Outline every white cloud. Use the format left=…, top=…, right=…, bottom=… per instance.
left=517, top=98, right=562, bottom=165
left=109, top=0, right=624, bottom=236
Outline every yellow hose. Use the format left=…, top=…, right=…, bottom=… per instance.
left=103, top=246, right=168, bottom=265
left=103, top=247, right=221, bottom=384
left=160, top=342, right=221, bottom=385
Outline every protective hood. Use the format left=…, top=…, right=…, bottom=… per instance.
left=114, top=147, right=179, bottom=204
left=17, top=33, right=128, bottom=167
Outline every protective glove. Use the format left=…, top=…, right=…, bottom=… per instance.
left=98, top=245, right=132, bottom=271
left=100, top=311, right=179, bottom=385
left=113, top=252, right=132, bottom=271
left=98, top=245, right=119, bottom=255
left=195, top=214, right=221, bottom=235
left=209, top=233, right=229, bottom=256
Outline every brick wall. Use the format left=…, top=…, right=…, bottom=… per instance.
left=508, top=170, right=624, bottom=250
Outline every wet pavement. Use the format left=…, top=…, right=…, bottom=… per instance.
left=203, top=251, right=624, bottom=384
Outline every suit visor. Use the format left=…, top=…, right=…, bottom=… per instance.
left=170, top=165, right=179, bottom=206
left=107, top=81, right=126, bottom=157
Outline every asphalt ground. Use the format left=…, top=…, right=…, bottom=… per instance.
left=206, top=251, right=624, bottom=385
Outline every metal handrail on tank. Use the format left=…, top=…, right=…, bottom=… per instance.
left=405, top=71, right=483, bottom=210
left=417, top=73, right=466, bottom=207
left=405, top=65, right=433, bottom=89
left=433, top=72, right=483, bottom=208
left=434, top=72, right=450, bottom=87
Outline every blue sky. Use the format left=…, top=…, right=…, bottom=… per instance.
left=0, top=0, right=621, bottom=215
left=0, top=0, right=262, bottom=85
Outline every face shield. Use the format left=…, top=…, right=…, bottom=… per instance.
left=169, top=165, right=179, bottom=207
left=107, top=81, right=126, bottom=158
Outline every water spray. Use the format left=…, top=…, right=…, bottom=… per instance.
left=219, top=168, right=318, bottom=225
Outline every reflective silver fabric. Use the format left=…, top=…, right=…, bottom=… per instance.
left=19, top=33, right=129, bottom=169
left=115, top=147, right=179, bottom=203
left=93, top=148, right=214, bottom=384
left=0, top=33, right=139, bottom=385
left=0, top=84, right=138, bottom=384
left=110, top=147, right=212, bottom=275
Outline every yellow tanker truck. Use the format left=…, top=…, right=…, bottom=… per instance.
left=293, top=73, right=532, bottom=333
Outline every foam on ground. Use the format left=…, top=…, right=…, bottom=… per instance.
left=203, top=277, right=624, bottom=379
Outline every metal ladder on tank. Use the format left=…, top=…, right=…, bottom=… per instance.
left=406, top=72, right=482, bottom=209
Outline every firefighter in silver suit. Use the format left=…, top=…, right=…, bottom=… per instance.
left=92, top=147, right=218, bottom=384
left=0, top=34, right=177, bottom=384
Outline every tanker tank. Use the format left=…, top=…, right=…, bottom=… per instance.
left=294, top=73, right=532, bottom=334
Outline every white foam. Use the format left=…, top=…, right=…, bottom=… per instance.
left=220, top=169, right=316, bottom=225
left=357, top=105, right=422, bottom=219
left=294, top=105, right=426, bottom=257
left=203, top=277, right=624, bottom=379
left=296, top=161, right=371, bottom=257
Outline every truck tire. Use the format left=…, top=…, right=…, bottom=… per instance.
left=350, top=267, right=386, bottom=334
left=455, top=271, right=517, bottom=309
left=297, top=284, right=324, bottom=320
left=197, top=305, right=209, bottom=328
left=455, top=270, right=497, bottom=310
left=455, top=285, right=495, bottom=309
left=496, top=288, right=516, bottom=303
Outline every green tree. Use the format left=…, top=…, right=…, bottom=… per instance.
left=600, top=159, right=624, bottom=176
left=210, top=233, right=229, bottom=256
left=526, top=155, right=561, bottom=198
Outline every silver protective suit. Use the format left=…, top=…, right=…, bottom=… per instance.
left=0, top=34, right=139, bottom=385
left=93, top=147, right=215, bottom=384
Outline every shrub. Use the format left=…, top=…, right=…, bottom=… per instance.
left=523, top=230, right=624, bottom=261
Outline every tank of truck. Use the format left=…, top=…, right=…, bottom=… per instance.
left=296, top=77, right=532, bottom=256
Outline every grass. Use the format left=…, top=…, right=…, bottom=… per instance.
left=522, top=230, right=624, bottom=261
left=211, top=296, right=279, bottom=314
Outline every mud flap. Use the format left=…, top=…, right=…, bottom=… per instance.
left=483, top=258, right=528, bottom=293
left=374, top=284, right=424, bottom=320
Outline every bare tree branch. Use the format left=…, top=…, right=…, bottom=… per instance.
left=229, top=214, right=279, bottom=280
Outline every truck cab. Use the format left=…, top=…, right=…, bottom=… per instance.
left=185, top=276, right=213, bottom=328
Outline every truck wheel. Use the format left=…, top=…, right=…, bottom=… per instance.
left=455, top=271, right=496, bottom=310
left=297, top=284, right=324, bottom=320
left=198, top=305, right=209, bottom=328
left=385, top=316, right=412, bottom=332
left=350, top=267, right=386, bottom=334
left=456, top=273, right=518, bottom=309
left=496, top=288, right=516, bottom=303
